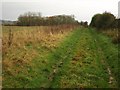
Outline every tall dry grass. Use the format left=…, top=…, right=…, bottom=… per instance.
left=101, top=29, right=119, bottom=44
left=3, top=25, right=77, bottom=54
left=2, top=25, right=78, bottom=76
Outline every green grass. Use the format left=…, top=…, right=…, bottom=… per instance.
left=3, top=27, right=119, bottom=88
left=50, top=28, right=118, bottom=88
left=94, top=29, right=119, bottom=87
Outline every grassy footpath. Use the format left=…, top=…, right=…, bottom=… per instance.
left=22, top=28, right=83, bottom=88
left=28, top=28, right=118, bottom=88
left=50, top=28, right=118, bottom=88
left=92, top=29, right=119, bottom=87
left=3, top=27, right=119, bottom=88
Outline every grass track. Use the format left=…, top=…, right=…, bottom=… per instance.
left=24, top=28, right=84, bottom=88
left=49, top=28, right=118, bottom=88
left=3, top=27, right=119, bottom=88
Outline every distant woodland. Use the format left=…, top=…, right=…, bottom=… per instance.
left=1, top=12, right=119, bottom=29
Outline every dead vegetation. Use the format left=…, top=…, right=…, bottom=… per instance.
left=2, top=25, right=78, bottom=79
left=101, top=29, right=120, bottom=44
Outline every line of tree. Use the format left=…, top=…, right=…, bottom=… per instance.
left=16, top=12, right=80, bottom=26
left=90, top=12, right=119, bottom=29
left=79, top=21, right=88, bottom=27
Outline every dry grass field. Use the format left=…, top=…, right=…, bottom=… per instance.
left=2, top=25, right=78, bottom=87
left=2, top=26, right=119, bottom=88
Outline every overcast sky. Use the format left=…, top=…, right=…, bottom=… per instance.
left=0, top=0, right=119, bottom=23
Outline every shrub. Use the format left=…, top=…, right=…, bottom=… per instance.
left=90, top=12, right=116, bottom=29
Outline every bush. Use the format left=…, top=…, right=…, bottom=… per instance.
left=90, top=12, right=116, bottom=29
